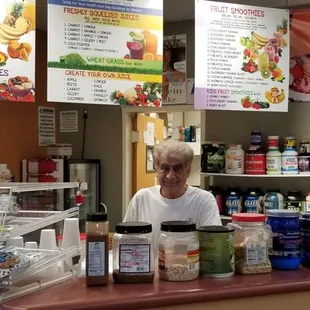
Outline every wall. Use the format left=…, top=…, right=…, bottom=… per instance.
left=0, top=30, right=56, bottom=181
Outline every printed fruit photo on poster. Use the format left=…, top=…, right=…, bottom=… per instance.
left=111, top=82, right=162, bottom=107
left=239, top=19, right=288, bottom=83
left=289, top=8, right=310, bottom=101
left=0, top=0, right=35, bottom=102
left=241, top=96, right=270, bottom=110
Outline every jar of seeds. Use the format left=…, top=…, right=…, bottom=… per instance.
left=158, top=221, right=199, bottom=282
left=228, top=213, right=272, bottom=275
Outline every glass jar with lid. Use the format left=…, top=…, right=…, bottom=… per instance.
left=228, top=213, right=272, bottom=275
left=158, top=221, right=199, bottom=282
left=113, top=221, right=154, bottom=284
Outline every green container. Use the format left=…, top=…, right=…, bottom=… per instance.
left=197, top=226, right=235, bottom=278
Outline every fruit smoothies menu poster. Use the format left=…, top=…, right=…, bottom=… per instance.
left=48, top=0, right=163, bottom=107
left=289, top=9, right=310, bottom=102
left=0, top=0, right=36, bottom=102
left=195, top=0, right=289, bottom=112
left=162, top=34, right=187, bottom=104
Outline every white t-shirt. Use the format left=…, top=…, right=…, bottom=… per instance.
left=124, top=185, right=222, bottom=234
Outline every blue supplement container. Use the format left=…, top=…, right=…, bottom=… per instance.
left=300, top=213, right=310, bottom=267
left=266, top=210, right=301, bottom=270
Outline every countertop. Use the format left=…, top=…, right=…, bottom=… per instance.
left=3, top=268, right=310, bottom=310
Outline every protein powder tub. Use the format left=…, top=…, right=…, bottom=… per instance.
left=244, top=188, right=263, bottom=213
left=282, top=149, right=298, bottom=175
left=284, top=190, right=303, bottom=212
left=263, top=189, right=284, bottom=213
left=226, top=188, right=242, bottom=215
left=225, top=144, right=245, bottom=174
left=201, top=141, right=226, bottom=173
left=158, top=221, right=199, bottom=282
left=245, top=147, right=266, bottom=175
left=267, top=210, right=301, bottom=270
left=208, top=186, right=224, bottom=215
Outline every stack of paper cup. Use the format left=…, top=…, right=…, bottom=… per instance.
left=24, top=241, right=38, bottom=249
left=39, top=229, right=57, bottom=250
left=39, top=229, right=58, bottom=278
left=7, top=236, right=24, bottom=247
left=62, top=218, right=80, bottom=272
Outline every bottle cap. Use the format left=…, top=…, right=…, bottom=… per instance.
left=87, top=212, right=108, bottom=222
left=266, top=210, right=299, bottom=218
left=161, top=221, right=196, bottom=232
left=115, top=222, right=152, bottom=234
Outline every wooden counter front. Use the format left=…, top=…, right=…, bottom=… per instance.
left=2, top=269, right=310, bottom=310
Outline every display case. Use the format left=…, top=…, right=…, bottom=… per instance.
left=0, top=182, right=82, bottom=302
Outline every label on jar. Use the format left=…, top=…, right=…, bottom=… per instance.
left=246, top=241, right=267, bottom=265
left=88, top=242, right=105, bottom=276
left=226, top=195, right=242, bottom=215
left=266, top=156, right=281, bottom=174
left=281, top=155, right=298, bottom=173
left=284, top=201, right=302, bottom=211
left=119, top=244, right=150, bottom=273
left=244, top=194, right=260, bottom=213
left=187, top=243, right=199, bottom=271
left=270, top=232, right=301, bottom=257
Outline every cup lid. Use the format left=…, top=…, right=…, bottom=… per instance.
left=115, top=222, right=152, bottom=234
left=232, top=213, right=266, bottom=222
left=161, top=221, right=196, bottom=232
left=87, top=212, right=108, bottom=222
left=197, top=226, right=234, bottom=233
left=266, top=210, right=299, bottom=218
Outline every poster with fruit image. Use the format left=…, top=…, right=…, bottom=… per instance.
left=0, top=0, right=35, bottom=102
left=195, top=0, right=289, bottom=112
left=48, top=0, right=163, bottom=106
left=162, top=34, right=187, bottom=104
left=289, top=8, right=310, bottom=102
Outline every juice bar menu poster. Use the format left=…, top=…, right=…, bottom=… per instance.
left=195, top=0, right=289, bottom=112
left=48, top=0, right=163, bottom=107
left=0, top=0, right=36, bottom=102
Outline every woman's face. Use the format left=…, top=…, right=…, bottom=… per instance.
left=163, top=49, right=172, bottom=71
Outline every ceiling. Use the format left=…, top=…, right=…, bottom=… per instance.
left=37, top=0, right=310, bottom=30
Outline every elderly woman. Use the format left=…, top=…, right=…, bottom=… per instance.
left=124, top=140, right=221, bottom=233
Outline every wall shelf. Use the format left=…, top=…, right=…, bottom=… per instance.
left=201, top=173, right=310, bottom=178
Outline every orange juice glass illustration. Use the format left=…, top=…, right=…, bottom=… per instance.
left=145, top=34, right=158, bottom=56
left=23, top=0, right=36, bottom=30
left=127, top=41, right=143, bottom=60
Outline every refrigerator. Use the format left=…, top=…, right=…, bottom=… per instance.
left=21, top=159, right=101, bottom=232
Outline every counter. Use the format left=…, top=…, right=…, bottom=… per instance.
left=2, top=269, right=310, bottom=310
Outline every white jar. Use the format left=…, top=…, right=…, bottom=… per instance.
left=282, top=149, right=298, bottom=175
left=0, top=164, right=11, bottom=182
left=225, top=144, right=245, bottom=174
left=158, top=221, right=199, bottom=282
left=266, top=149, right=282, bottom=175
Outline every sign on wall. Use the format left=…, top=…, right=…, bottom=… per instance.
left=47, top=0, right=163, bottom=107
left=162, top=34, right=187, bottom=104
left=38, top=107, right=55, bottom=146
left=195, top=0, right=289, bottom=112
left=289, top=9, right=310, bottom=102
left=0, top=0, right=36, bottom=102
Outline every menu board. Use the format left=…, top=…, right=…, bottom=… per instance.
left=195, top=0, right=289, bottom=112
left=290, top=9, right=310, bottom=102
left=162, top=34, right=186, bottom=104
left=48, top=0, right=163, bottom=106
left=0, top=0, right=36, bottom=102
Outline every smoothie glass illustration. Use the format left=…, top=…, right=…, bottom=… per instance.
left=127, top=41, right=143, bottom=60
left=130, top=32, right=145, bottom=53
left=23, top=0, right=36, bottom=30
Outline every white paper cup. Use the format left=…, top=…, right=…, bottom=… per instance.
left=24, top=241, right=38, bottom=249
left=7, top=236, right=24, bottom=247
left=62, top=218, right=80, bottom=272
left=39, top=229, right=57, bottom=250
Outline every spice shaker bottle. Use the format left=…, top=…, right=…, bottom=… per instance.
left=86, top=208, right=109, bottom=286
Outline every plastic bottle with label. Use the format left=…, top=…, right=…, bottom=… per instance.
left=305, top=193, right=310, bottom=212
left=267, top=150, right=282, bottom=175
left=282, top=149, right=298, bottom=174
left=226, top=188, right=242, bottom=215
left=225, top=144, right=245, bottom=174
left=263, top=189, right=284, bottom=213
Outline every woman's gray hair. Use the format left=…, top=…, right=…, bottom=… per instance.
left=153, top=140, right=194, bottom=168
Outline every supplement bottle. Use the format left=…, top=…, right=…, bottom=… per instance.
left=225, top=144, right=245, bottom=174
left=244, top=188, right=263, bottom=213
left=282, top=149, right=298, bottom=175
left=266, top=149, right=282, bottom=175
left=208, top=186, right=224, bottom=215
left=86, top=212, right=109, bottom=286
left=263, top=189, right=284, bottom=213
left=284, top=190, right=303, bottom=212
left=226, top=188, right=242, bottom=215
left=305, top=193, right=310, bottom=212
